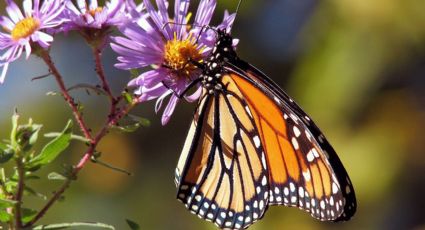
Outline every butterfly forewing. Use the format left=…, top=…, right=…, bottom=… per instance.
left=227, top=65, right=356, bottom=221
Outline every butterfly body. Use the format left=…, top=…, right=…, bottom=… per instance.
left=175, top=30, right=356, bottom=229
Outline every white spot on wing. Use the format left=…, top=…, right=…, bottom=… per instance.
left=290, top=182, right=296, bottom=192
left=274, top=96, right=280, bottom=103
left=261, top=153, right=267, bottom=169
left=259, top=200, right=264, bottom=209
left=220, top=212, right=226, bottom=218
left=303, top=170, right=311, bottom=181
left=332, top=183, right=339, bottom=194
left=293, top=126, right=301, bottom=137
left=306, top=150, right=314, bottom=162
left=253, top=136, right=261, bottom=148
left=245, top=106, right=253, bottom=118
left=305, top=131, right=312, bottom=141
left=320, top=200, right=326, bottom=209
left=284, top=187, right=289, bottom=196
left=291, top=137, right=299, bottom=150
left=262, top=176, right=267, bottom=186
left=312, top=148, right=319, bottom=158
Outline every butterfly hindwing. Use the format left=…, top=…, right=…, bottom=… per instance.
left=176, top=88, right=269, bottom=229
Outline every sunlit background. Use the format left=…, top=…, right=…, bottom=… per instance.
left=1, top=0, right=425, bottom=229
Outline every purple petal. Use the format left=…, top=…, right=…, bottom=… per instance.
left=0, top=16, right=15, bottom=31
left=24, top=41, right=31, bottom=59
left=194, top=0, right=216, bottom=27
left=89, top=0, right=98, bottom=9
left=174, top=0, right=190, bottom=39
left=161, top=95, right=179, bottom=125
left=155, top=89, right=172, bottom=112
left=23, top=0, right=33, bottom=17
left=143, top=0, right=170, bottom=40
left=128, top=69, right=165, bottom=87
left=185, top=86, right=202, bottom=102
left=6, top=0, right=24, bottom=23
left=0, top=62, right=9, bottom=84
left=76, top=0, right=87, bottom=12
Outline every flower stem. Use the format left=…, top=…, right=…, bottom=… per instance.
left=39, top=50, right=94, bottom=142
left=23, top=101, right=135, bottom=228
left=93, top=47, right=116, bottom=105
left=13, top=157, right=25, bottom=229
left=23, top=51, right=138, bottom=228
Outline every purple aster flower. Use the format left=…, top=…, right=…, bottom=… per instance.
left=63, top=0, right=128, bottom=30
left=0, top=0, right=67, bottom=84
left=112, top=0, right=237, bottom=125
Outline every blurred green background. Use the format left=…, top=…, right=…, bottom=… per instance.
left=1, top=0, right=425, bottom=229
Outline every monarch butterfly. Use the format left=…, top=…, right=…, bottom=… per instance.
left=174, top=29, right=356, bottom=229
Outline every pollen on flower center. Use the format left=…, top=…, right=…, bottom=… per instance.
left=11, top=17, right=40, bottom=41
left=89, top=7, right=103, bottom=17
left=164, top=34, right=203, bottom=78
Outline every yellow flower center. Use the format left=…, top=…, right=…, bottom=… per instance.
left=89, top=7, right=103, bottom=17
left=163, top=34, right=203, bottom=78
left=11, top=17, right=40, bottom=41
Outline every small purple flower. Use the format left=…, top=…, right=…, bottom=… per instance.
left=63, top=0, right=128, bottom=31
left=112, top=0, right=237, bottom=125
left=0, top=0, right=67, bottom=84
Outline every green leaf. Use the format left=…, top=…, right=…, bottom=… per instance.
left=28, top=124, right=42, bottom=148
left=11, top=172, right=40, bottom=181
left=0, top=142, right=7, bottom=150
left=26, top=120, right=73, bottom=170
left=111, top=124, right=142, bottom=133
left=0, top=198, right=17, bottom=208
left=91, top=157, right=132, bottom=176
left=0, top=148, right=14, bottom=164
left=122, top=90, right=133, bottom=104
left=0, top=210, right=11, bottom=222
left=16, top=122, right=42, bottom=152
left=111, top=115, right=150, bottom=133
left=128, top=115, right=150, bottom=127
left=129, top=69, right=140, bottom=79
left=21, top=208, right=37, bottom=223
left=44, top=133, right=89, bottom=143
left=67, top=83, right=106, bottom=95
left=126, top=219, right=140, bottom=230
left=5, top=181, right=17, bottom=192
left=24, top=186, right=46, bottom=200
left=10, top=111, right=19, bottom=147
left=33, top=222, right=115, bottom=229
left=47, top=172, right=67, bottom=181
left=46, top=91, right=59, bottom=96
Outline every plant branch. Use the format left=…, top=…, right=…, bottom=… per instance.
left=14, top=157, right=25, bottom=229
left=23, top=99, right=137, bottom=228
left=24, top=49, right=138, bottom=228
left=39, top=50, right=93, bottom=142
left=93, top=47, right=116, bottom=105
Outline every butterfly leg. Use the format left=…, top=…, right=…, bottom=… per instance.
left=161, top=78, right=202, bottom=99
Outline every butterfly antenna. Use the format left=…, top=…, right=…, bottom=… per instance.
left=234, top=0, right=243, bottom=22
left=235, top=0, right=242, bottom=16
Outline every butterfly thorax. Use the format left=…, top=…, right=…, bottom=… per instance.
left=200, top=30, right=237, bottom=94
